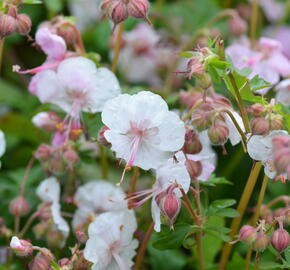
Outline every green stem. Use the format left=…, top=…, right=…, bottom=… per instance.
left=19, top=211, right=40, bottom=238
left=218, top=162, right=262, bottom=270
left=0, top=38, right=4, bottom=75
left=250, top=0, right=260, bottom=47
left=98, top=143, right=109, bottom=179
left=228, top=73, right=251, bottom=133
left=111, top=23, right=123, bottom=73
left=244, top=174, right=269, bottom=270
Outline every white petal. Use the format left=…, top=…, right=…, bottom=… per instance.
left=151, top=198, right=161, bottom=232
left=10, top=236, right=21, bottom=248
left=225, top=111, right=245, bottom=146
left=36, top=177, right=60, bottom=203
left=0, top=130, right=6, bottom=158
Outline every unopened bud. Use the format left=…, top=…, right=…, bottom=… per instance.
left=239, top=225, right=257, bottom=243
left=183, top=129, right=202, bottom=154
left=185, top=159, right=202, bottom=179
left=228, top=14, right=247, bottom=36
left=63, top=148, right=79, bottom=169
left=274, top=208, right=285, bottom=218
left=46, top=230, right=64, bottom=248
left=195, top=73, right=212, bottom=89
left=58, top=258, right=71, bottom=267
left=248, top=104, right=264, bottom=116
left=57, top=23, right=77, bottom=45
left=191, top=104, right=214, bottom=131
left=253, top=232, right=269, bottom=252
left=29, top=251, right=53, bottom=270
left=208, top=122, right=229, bottom=145
left=98, top=126, right=111, bottom=147
left=9, top=196, right=30, bottom=217
left=16, top=14, right=32, bottom=35
left=34, top=144, right=52, bottom=161
left=251, top=117, right=270, bottom=135
left=10, top=236, right=33, bottom=257
left=32, top=112, right=61, bottom=132
left=269, top=114, right=284, bottom=131
left=107, top=0, right=128, bottom=26
left=0, top=14, right=17, bottom=38
left=33, top=222, right=48, bottom=239
left=127, top=0, right=150, bottom=20
left=160, top=192, right=181, bottom=228
left=271, top=227, right=289, bottom=252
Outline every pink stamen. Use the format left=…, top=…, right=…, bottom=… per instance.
left=127, top=135, right=142, bottom=167
left=14, top=61, right=61, bottom=74
left=130, top=192, right=155, bottom=209
left=126, top=188, right=157, bottom=200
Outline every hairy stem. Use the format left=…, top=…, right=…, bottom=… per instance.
left=134, top=223, right=154, bottom=270
left=111, top=23, right=123, bottom=73
left=0, top=38, right=4, bottom=75
left=218, top=162, right=262, bottom=270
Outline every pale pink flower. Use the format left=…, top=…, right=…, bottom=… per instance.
left=274, top=79, right=290, bottom=106
left=102, top=91, right=185, bottom=172
left=256, top=0, right=284, bottom=22
left=247, top=130, right=289, bottom=181
left=226, top=37, right=290, bottom=94
left=84, top=211, right=138, bottom=270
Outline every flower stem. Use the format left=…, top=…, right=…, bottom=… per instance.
left=250, top=0, right=260, bottom=47
left=228, top=73, right=251, bottom=133
left=253, top=252, right=260, bottom=270
left=180, top=187, right=199, bottom=224
left=134, top=222, right=154, bottom=270
left=218, top=162, right=262, bottom=270
left=182, top=99, right=204, bottom=122
left=196, top=232, right=205, bottom=270
left=244, top=174, right=269, bottom=270
left=129, top=167, right=139, bottom=194
left=19, top=156, right=35, bottom=196
left=98, top=143, right=109, bottom=179
left=111, top=23, right=123, bottom=73
left=19, top=211, right=40, bottom=238
left=0, top=38, right=4, bottom=75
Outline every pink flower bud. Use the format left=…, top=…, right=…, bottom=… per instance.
left=34, top=144, right=52, bottom=161
left=0, top=14, right=17, bottom=38
left=239, top=225, right=257, bottom=243
left=32, top=112, right=61, bottom=132
left=58, top=258, right=71, bottom=267
left=248, top=104, right=264, bottom=116
left=76, top=231, right=88, bottom=244
left=10, top=236, right=33, bottom=257
left=191, top=104, right=214, bottom=131
left=228, top=14, right=247, bottom=36
left=107, top=0, right=128, bottom=26
left=271, top=228, right=289, bottom=252
left=253, top=232, right=269, bottom=252
left=160, top=192, right=181, bottom=228
left=57, top=23, right=78, bottom=46
left=9, top=196, right=30, bottom=217
left=63, top=148, right=79, bottom=169
left=16, top=14, right=32, bottom=35
left=185, top=159, right=202, bottom=179
left=98, top=126, right=111, bottom=147
left=29, top=252, right=53, bottom=270
left=183, top=129, right=202, bottom=154
left=184, top=57, right=205, bottom=79
left=273, top=147, right=290, bottom=173
left=208, top=122, right=229, bottom=145
left=127, top=0, right=150, bottom=20
left=251, top=117, right=270, bottom=135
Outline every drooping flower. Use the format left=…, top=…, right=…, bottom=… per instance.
left=226, top=37, right=290, bottom=94
left=0, top=130, right=6, bottom=168
left=36, top=177, right=70, bottom=247
left=10, top=236, right=33, bottom=257
left=72, top=180, right=128, bottom=232
left=84, top=211, right=138, bottom=270
left=102, top=91, right=185, bottom=173
left=247, top=130, right=289, bottom=182
left=274, top=79, right=290, bottom=106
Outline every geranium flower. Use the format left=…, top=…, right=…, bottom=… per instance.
left=274, top=79, right=290, bottom=106
left=0, top=130, right=6, bottom=168
left=226, top=37, right=290, bottom=94
left=72, top=180, right=128, bottom=231
left=247, top=130, right=289, bottom=182
left=84, top=211, right=138, bottom=270
left=36, top=177, right=70, bottom=247
left=102, top=91, right=185, bottom=173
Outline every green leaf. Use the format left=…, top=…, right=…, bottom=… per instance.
left=227, top=252, right=245, bottom=270
left=259, top=262, right=284, bottom=269
left=211, top=199, right=236, bottom=209
left=200, top=175, right=232, bottom=187
left=23, top=0, right=42, bottom=4
left=214, top=208, right=240, bottom=218
left=152, top=224, right=192, bottom=250
left=44, top=0, right=63, bottom=12
left=250, top=75, right=272, bottom=92
left=50, top=261, right=61, bottom=270
left=176, top=52, right=193, bottom=58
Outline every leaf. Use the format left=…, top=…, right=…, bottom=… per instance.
left=176, top=52, right=193, bottom=58
left=23, top=0, right=42, bottom=3
left=211, top=199, right=236, bottom=209
left=259, top=262, right=284, bottom=269
left=250, top=75, right=272, bottom=92
left=214, top=208, right=240, bottom=218
left=200, top=175, right=232, bottom=187
left=50, top=261, right=61, bottom=270
left=152, top=224, right=192, bottom=250
left=227, top=252, right=245, bottom=270
left=44, top=0, right=63, bottom=12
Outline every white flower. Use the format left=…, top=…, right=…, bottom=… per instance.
left=247, top=130, right=288, bottom=179
left=0, top=130, right=6, bottom=168
left=102, top=91, right=185, bottom=171
left=36, top=177, right=70, bottom=246
left=10, top=236, right=22, bottom=249
left=84, top=211, right=138, bottom=270
left=72, top=180, right=128, bottom=231
left=275, top=79, right=290, bottom=106
left=224, top=111, right=246, bottom=146
left=32, top=57, right=121, bottom=115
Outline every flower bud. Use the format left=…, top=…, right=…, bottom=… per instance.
left=76, top=231, right=88, bottom=244
left=63, top=148, right=79, bottom=169
left=10, top=236, right=33, bottom=257
left=273, top=147, right=290, bottom=173
left=57, top=23, right=78, bottom=46
left=191, top=104, right=214, bottom=131
left=272, top=135, right=290, bottom=150
left=9, top=196, right=30, bottom=217
left=29, top=252, right=53, bottom=270
left=269, top=114, right=284, bottom=131
left=16, top=14, right=32, bottom=35
left=183, top=129, right=202, bottom=154
left=239, top=225, right=257, bottom=243
left=0, top=14, right=17, bottom=38
left=32, top=112, right=61, bottom=132
left=228, top=14, right=247, bottom=36
left=34, top=144, right=52, bottom=161
left=208, top=122, right=229, bottom=145
left=274, top=208, right=285, bottom=218
left=185, top=159, right=202, bottom=179
left=33, top=222, right=48, bottom=239
left=251, top=117, right=270, bottom=135
left=107, top=0, right=128, bottom=26
left=253, top=232, right=269, bottom=252
left=46, top=230, right=64, bottom=248
left=160, top=192, right=181, bottom=228
left=195, top=73, right=212, bottom=89
left=127, top=0, right=150, bottom=20
left=98, top=126, right=111, bottom=147
left=248, top=104, right=264, bottom=116
left=271, top=228, right=289, bottom=252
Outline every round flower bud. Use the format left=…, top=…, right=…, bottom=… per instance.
left=273, top=147, right=290, bottom=173
left=269, top=114, right=284, bottom=131
left=46, top=230, right=64, bottom=248
left=248, top=104, right=264, bottom=116
left=195, top=73, right=212, bottom=89
left=57, top=23, right=78, bottom=46
left=29, top=252, right=53, bottom=270
left=63, top=148, right=79, bottom=169
left=34, top=144, right=52, bottom=161
left=239, top=225, right=257, bottom=243
left=9, top=196, right=30, bottom=217
left=191, top=104, right=214, bottom=131
left=108, top=0, right=128, bottom=26
left=185, top=159, right=202, bottom=179
left=16, top=14, right=32, bottom=35
left=208, top=122, right=229, bottom=145
left=183, top=129, right=202, bottom=154
left=253, top=232, right=269, bottom=252
left=251, top=117, right=270, bottom=135
left=271, top=228, right=289, bottom=253
left=228, top=14, right=247, bottom=36
left=0, top=14, right=17, bottom=38
left=127, top=0, right=150, bottom=19
left=160, top=192, right=181, bottom=228
left=98, top=126, right=111, bottom=147
left=10, top=236, right=33, bottom=257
